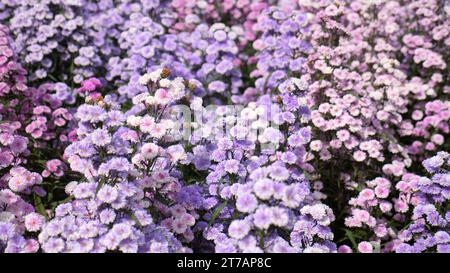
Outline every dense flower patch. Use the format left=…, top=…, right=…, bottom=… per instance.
left=0, top=0, right=449, bottom=253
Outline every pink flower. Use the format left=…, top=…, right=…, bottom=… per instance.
left=79, top=77, right=102, bottom=92
left=23, top=239, right=40, bottom=253
left=374, top=186, right=389, bottom=198
left=24, top=212, right=45, bottom=232
left=338, top=245, right=353, bottom=253
left=155, top=88, right=172, bottom=104
left=358, top=241, right=373, bottom=253
left=330, top=139, right=342, bottom=149
left=394, top=200, right=409, bottom=213
left=411, top=110, right=423, bottom=120
left=359, top=189, right=375, bottom=201
left=172, top=218, right=188, bottom=234
left=310, top=140, right=323, bottom=151
left=431, top=134, right=444, bottom=145
left=379, top=201, right=393, bottom=213
left=150, top=123, right=166, bottom=138
left=425, top=142, right=436, bottom=151
left=140, top=116, right=155, bottom=133
left=336, top=129, right=350, bottom=141
left=353, top=150, right=366, bottom=162
left=324, top=4, right=339, bottom=16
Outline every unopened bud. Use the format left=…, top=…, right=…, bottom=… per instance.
left=187, top=81, right=197, bottom=91
left=161, top=67, right=171, bottom=78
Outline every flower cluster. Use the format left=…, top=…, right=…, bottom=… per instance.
left=183, top=78, right=334, bottom=253
left=170, top=0, right=269, bottom=45
left=0, top=0, right=449, bottom=253
left=39, top=70, right=201, bottom=252
left=396, top=152, right=450, bottom=253
left=0, top=24, right=75, bottom=253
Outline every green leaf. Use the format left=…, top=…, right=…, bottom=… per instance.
left=304, top=171, right=312, bottom=180
left=208, top=201, right=228, bottom=227
left=51, top=196, right=74, bottom=209
left=373, top=242, right=381, bottom=253
left=130, top=213, right=143, bottom=228
left=343, top=228, right=358, bottom=250
left=34, top=194, right=48, bottom=220
left=95, top=178, right=106, bottom=195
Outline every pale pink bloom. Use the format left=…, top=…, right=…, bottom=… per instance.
left=431, top=134, right=444, bottom=145
left=181, top=213, right=195, bottom=226
left=150, top=123, right=166, bottom=138
left=374, top=186, right=389, bottom=198
left=141, top=143, right=159, bottom=159
left=310, top=140, right=323, bottom=152
left=338, top=245, right=353, bottom=253
left=379, top=201, right=393, bottom=213
left=425, top=142, right=436, bottom=151
left=172, top=218, right=188, bottom=234
left=319, top=149, right=332, bottom=160
left=411, top=110, right=423, bottom=120
left=139, top=116, right=155, bottom=133
left=24, top=239, right=40, bottom=253
left=353, top=150, right=366, bottom=162
left=376, top=110, right=389, bottom=121
left=358, top=242, right=373, bottom=253
left=155, top=88, right=172, bottom=104
left=318, top=103, right=330, bottom=113
left=359, top=189, right=375, bottom=201
left=24, top=212, right=45, bottom=232
left=329, top=139, right=342, bottom=149
left=336, top=129, right=350, bottom=141
left=394, top=200, right=409, bottom=213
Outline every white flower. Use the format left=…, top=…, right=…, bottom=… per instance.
left=292, top=77, right=308, bottom=90
left=196, top=0, right=208, bottom=9
left=161, top=119, right=175, bottom=130
left=132, top=93, right=149, bottom=105
left=211, top=22, right=226, bottom=32
left=127, top=115, right=142, bottom=127
left=138, top=73, right=152, bottom=85
left=169, top=77, right=186, bottom=99
left=144, top=96, right=156, bottom=105
left=228, top=31, right=237, bottom=40
left=141, top=143, right=159, bottom=159
left=149, top=69, right=163, bottom=82
left=255, top=106, right=266, bottom=116
left=190, top=97, right=203, bottom=111
left=167, top=144, right=187, bottom=162
left=65, top=181, right=78, bottom=195
left=248, top=102, right=257, bottom=109
left=231, top=25, right=244, bottom=35
left=159, top=78, right=170, bottom=87
left=241, top=108, right=257, bottom=120
left=0, top=211, right=14, bottom=223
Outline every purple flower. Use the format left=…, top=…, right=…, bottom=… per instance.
left=269, top=165, right=290, bottom=181
left=97, top=185, right=119, bottom=204
left=42, top=238, right=65, bottom=253
left=0, top=222, right=15, bottom=241
left=236, top=193, right=258, bottom=213
left=91, top=129, right=112, bottom=147
left=228, top=220, right=251, bottom=240
left=253, top=179, right=274, bottom=200
left=437, top=244, right=450, bottom=253
left=253, top=207, right=272, bottom=229
left=223, top=159, right=240, bottom=174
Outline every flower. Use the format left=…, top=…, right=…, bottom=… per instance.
left=24, top=213, right=45, bottom=232
left=358, top=242, right=374, bottom=253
